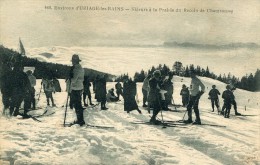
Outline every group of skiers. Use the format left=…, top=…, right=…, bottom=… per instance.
left=0, top=62, right=36, bottom=118
left=1, top=54, right=241, bottom=126
left=208, top=84, right=241, bottom=118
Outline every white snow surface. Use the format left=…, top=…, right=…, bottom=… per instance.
left=0, top=76, right=260, bottom=165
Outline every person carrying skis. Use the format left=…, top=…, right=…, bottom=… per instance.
left=42, top=74, right=56, bottom=107
left=83, top=75, right=94, bottom=107
left=69, top=54, right=85, bottom=126
left=142, top=74, right=151, bottom=107
left=184, top=70, right=205, bottom=125
left=115, top=81, right=123, bottom=101
left=123, top=76, right=142, bottom=114
left=26, top=70, right=36, bottom=110
left=9, top=63, right=31, bottom=117
left=148, top=70, right=162, bottom=124
left=208, top=85, right=220, bottom=112
left=180, top=84, right=189, bottom=107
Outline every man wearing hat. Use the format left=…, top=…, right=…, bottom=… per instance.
left=69, top=54, right=85, bottom=126
left=148, top=70, right=162, bottom=124
left=184, top=70, right=205, bottom=125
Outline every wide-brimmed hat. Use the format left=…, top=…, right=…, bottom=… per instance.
left=71, top=54, right=81, bottom=62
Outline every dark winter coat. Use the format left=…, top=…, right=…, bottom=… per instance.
left=222, top=90, right=234, bottom=103
left=95, top=77, right=107, bottom=102
left=180, top=87, right=189, bottom=99
left=115, top=82, right=123, bottom=93
left=148, top=77, right=160, bottom=103
left=209, top=88, right=220, bottom=99
left=161, top=78, right=173, bottom=103
left=123, top=80, right=138, bottom=111
left=83, top=78, right=91, bottom=94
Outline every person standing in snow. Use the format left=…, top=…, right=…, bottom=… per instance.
left=42, top=74, right=56, bottom=107
left=69, top=54, right=85, bottom=126
left=95, top=74, right=108, bottom=110
left=221, top=84, right=241, bottom=116
left=142, top=74, right=151, bottom=107
left=148, top=70, right=162, bottom=124
left=208, top=85, right=220, bottom=112
left=180, top=84, right=189, bottom=107
left=221, top=84, right=234, bottom=118
left=115, top=81, right=123, bottom=101
left=161, top=72, right=174, bottom=110
left=184, top=70, right=205, bottom=125
left=0, top=60, right=12, bottom=112
left=9, top=63, right=31, bottom=117
left=123, top=76, right=142, bottom=114
left=83, top=75, right=94, bottom=107
left=26, top=70, right=36, bottom=110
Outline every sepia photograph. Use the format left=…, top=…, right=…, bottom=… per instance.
left=0, top=0, right=259, bottom=164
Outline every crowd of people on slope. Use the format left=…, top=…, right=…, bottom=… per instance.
left=0, top=54, right=241, bottom=126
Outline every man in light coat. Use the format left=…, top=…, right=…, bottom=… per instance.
left=69, top=54, right=85, bottom=126
left=184, top=70, right=205, bottom=125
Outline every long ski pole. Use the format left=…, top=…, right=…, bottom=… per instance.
left=64, top=79, right=71, bottom=127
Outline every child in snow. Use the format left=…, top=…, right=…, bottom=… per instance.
left=208, top=85, right=220, bottom=112
left=106, top=88, right=119, bottom=102
left=180, top=84, right=189, bottom=107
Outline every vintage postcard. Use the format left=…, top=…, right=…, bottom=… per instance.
left=0, top=0, right=259, bottom=164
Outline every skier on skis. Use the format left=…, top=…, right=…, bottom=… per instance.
left=208, top=85, right=220, bottom=112
left=184, top=70, right=205, bottom=125
left=69, top=54, right=85, bottom=126
left=161, top=72, right=174, bottom=110
left=221, top=84, right=241, bottom=116
left=149, top=70, right=162, bottom=124
left=221, top=84, right=234, bottom=118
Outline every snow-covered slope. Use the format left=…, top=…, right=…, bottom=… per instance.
left=0, top=76, right=259, bottom=165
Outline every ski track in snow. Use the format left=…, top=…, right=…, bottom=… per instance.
left=0, top=77, right=260, bottom=165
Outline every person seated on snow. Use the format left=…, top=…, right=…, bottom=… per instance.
left=42, top=74, right=56, bottom=107
left=123, top=76, right=142, bottom=114
left=208, top=85, right=220, bottom=112
left=106, top=88, right=119, bottom=102
left=180, top=84, right=189, bottom=107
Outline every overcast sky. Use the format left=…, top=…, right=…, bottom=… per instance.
left=1, top=0, right=259, bottom=48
